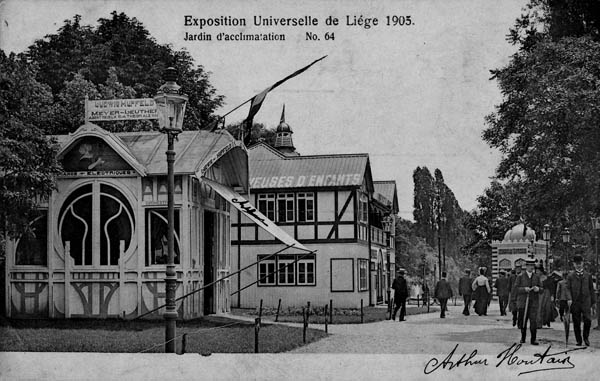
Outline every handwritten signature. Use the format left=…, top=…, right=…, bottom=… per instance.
left=424, top=343, right=585, bottom=376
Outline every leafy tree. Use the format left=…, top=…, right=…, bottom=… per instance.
left=479, top=0, right=600, bottom=270
left=484, top=36, right=600, bottom=233
left=0, top=52, right=61, bottom=238
left=226, top=121, right=276, bottom=147
left=25, top=12, right=224, bottom=133
left=508, top=0, right=600, bottom=50
left=412, top=166, right=436, bottom=245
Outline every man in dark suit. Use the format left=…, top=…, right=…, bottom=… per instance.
left=435, top=272, right=453, bottom=318
left=508, top=264, right=522, bottom=326
left=495, top=270, right=511, bottom=316
left=566, top=254, right=596, bottom=347
left=514, top=258, right=543, bottom=345
left=392, top=268, right=409, bottom=321
left=458, top=269, right=473, bottom=316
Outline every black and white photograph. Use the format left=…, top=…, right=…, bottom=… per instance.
left=0, top=0, right=599, bottom=379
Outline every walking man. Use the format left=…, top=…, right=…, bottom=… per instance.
left=458, top=269, right=473, bottom=316
left=514, top=258, right=543, bottom=345
left=391, top=268, right=409, bottom=322
left=566, top=255, right=596, bottom=346
left=509, top=264, right=522, bottom=326
left=435, top=272, right=453, bottom=318
left=495, top=270, right=510, bottom=316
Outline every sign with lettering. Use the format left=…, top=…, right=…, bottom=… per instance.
left=249, top=173, right=362, bottom=189
left=86, top=98, right=158, bottom=121
left=60, top=170, right=137, bottom=178
left=199, top=141, right=240, bottom=175
left=202, top=177, right=309, bottom=251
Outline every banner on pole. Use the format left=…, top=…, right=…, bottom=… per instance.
left=85, top=98, right=158, bottom=122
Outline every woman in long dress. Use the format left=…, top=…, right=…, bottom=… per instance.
left=536, top=265, right=556, bottom=328
left=472, top=267, right=491, bottom=316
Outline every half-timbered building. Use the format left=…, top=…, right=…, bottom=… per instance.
left=231, top=112, right=399, bottom=308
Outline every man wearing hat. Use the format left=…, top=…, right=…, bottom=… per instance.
left=508, top=264, right=522, bottom=326
left=458, top=269, right=473, bottom=316
left=391, top=268, right=409, bottom=321
left=495, top=270, right=511, bottom=316
left=566, top=254, right=596, bottom=346
left=435, top=271, right=453, bottom=318
left=514, top=258, right=543, bottom=345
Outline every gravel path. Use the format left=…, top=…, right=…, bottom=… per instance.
left=290, top=302, right=600, bottom=354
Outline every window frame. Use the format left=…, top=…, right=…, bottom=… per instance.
left=277, top=193, right=295, bottom=222
left=297, top=257, right=316, bottom=285
left=358, top=258, right=369, bottom=291
left=58, top=183, right=134, bottom=268
left=256, top=254, right=316, bottom=287
left=257, top=256, right=277, bottom=285
left=297, top=192, right=315, bottom=222
left=257, top=193, right=276, bottom=221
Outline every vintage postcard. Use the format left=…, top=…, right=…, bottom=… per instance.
left=1, top=0, right=599, bottom=380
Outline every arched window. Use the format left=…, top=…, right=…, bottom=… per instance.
left=59, top=183, right=134, bottom=266
left=499, top=258, right=512, bottom=269
left=514, top=258, right=525, bottom=268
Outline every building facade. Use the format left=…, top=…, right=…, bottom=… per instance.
left=5, top=123, right=248, bottom=319
left=491, top=223, right=548, bottom=285
left=231, top=114, right=398, bottom=309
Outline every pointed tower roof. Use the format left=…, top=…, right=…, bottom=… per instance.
left=274, top=104, right=297, bottom=155
left=276, top=104, right=292, bottom=133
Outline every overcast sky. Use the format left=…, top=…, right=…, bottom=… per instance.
left=0, top=0, right=526, bottom=219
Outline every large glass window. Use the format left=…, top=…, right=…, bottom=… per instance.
left=59, top=183, right=134, bottom=266
left=15, top=210, right=48, bottom=266
left=146, top=209, right=181, bottom=266
left=277, top=193, right=295, bottom=222
left=257, top=254, right=316, bottom=286
left=257, top=194, right=275, bottom=221
left=297, top=192, right=314, bottom=222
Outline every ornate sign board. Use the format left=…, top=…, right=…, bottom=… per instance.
left=59, top=137, right=135, bottom=177
left=85, top=98, right=158, bottom=122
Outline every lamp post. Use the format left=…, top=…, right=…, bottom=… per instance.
left=543, top=224, right=551, bottom=271
left=591, top=217, right=600, bottom=330
left=154, top=67, right=188, bottom=353
left=561, top=228, right=570, bottom=272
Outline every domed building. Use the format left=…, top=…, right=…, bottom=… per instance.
left=491, top=222, right=548, bottom=286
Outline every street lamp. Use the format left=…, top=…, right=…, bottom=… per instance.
left=154, top=67, right=188, bottom=353
left=543, top=224, right=551, bottom=271
left=561, top=228, right=570, bottom=272
left=591, top=217, right=600, bottom=330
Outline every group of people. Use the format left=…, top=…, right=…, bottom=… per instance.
left=391, top=255, right=596, bottom=347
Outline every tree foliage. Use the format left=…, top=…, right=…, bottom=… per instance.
left=0, top=52, right=61, bottom=238
left=477, top=0, right=600, bottom=268
left=412, top=166, right=475, bottom=266
left=508, top=0, right=600, bottom=50
left=26, top=12, right=224, bottom=133
left=226, top=121, right=276, bottom=147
